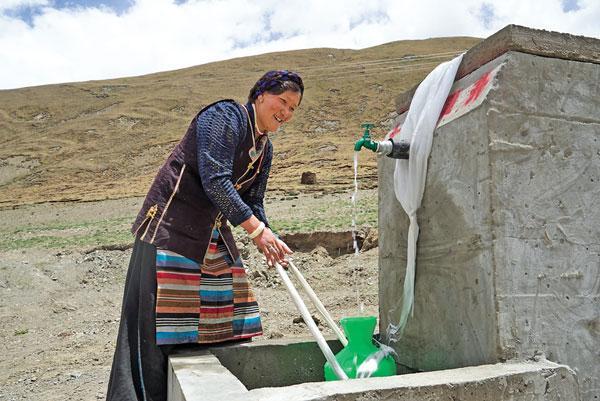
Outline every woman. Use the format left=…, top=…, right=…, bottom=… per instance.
left=106, top=70, right=303, bottom=401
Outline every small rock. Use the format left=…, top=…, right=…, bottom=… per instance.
left=300, top=171, right=317, bottom=185
left=268, top=330, right=284, bottom=339
left=293, top=314, right=321, bottom=326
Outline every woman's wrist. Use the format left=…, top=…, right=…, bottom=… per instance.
left=248, top=222, right=265, bottom=239
left=240, top=215, right=261, bottom=234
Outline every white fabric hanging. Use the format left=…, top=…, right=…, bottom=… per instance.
left=388, top=54, right=464, bottom=341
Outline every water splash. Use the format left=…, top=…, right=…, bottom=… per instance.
left=355, top=340, right=397, bottom=379
left=385, top=318, right=408, bottom=345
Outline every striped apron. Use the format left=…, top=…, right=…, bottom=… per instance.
left=154, top=226, right=262, bottom=345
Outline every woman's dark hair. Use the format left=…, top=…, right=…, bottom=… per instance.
left=248, top=70, right=304, bottom=105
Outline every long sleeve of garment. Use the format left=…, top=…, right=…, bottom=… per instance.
left=242, top=140, right=272, bottom=228
left=196, top=102, right=253, bottom=226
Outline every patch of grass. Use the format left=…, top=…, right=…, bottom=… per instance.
left=14, top=329, right=29, bottom=336
left=0, top=217, right=133, bottom=251
left=0, top=190, right=378, bottom=251
left=270, top=192, right=378, bottom=233
left=9, top=217, right=132, bottom=234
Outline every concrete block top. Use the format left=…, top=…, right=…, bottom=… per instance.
left=395, top=24, right=600, bottom=113
left=173, top=356, right=577, bottom=401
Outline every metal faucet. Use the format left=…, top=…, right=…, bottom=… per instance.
left=354, top=123, right=378, bottom=152
left=353, top=123, right=410, bottom=159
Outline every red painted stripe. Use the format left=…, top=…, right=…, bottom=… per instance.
left=389, top=124, right=401, bottom=139
left=464, top=71, right=491, bottom=105
left=439, top=89, right=462, bottom=120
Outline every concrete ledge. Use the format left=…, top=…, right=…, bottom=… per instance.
left=168, top=339, right=579, bottom=401
left=168, top=351, right=247, bottom=401
left=248, top=359, right=579, bottom=401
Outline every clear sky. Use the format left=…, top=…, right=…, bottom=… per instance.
left=1, top=0, right=598, bottom=89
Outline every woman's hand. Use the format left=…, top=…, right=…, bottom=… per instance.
left=253, top=227, right=292, bottom=267
left=241, top=216, right=292, bottom=267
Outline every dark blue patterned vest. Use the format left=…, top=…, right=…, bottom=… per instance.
left=131, top=100, right=265, bottom=263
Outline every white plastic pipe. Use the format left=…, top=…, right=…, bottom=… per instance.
left=288, top=260, right=348, bottom=347
left=274, top=263, right=348, bottom=380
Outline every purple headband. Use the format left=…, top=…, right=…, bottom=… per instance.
left=248, top=70, right=304, bottom=103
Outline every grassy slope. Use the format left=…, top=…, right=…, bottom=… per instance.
left=0, top=37, right=480, bottom=206
left=0, top=190, right=379, bottom=252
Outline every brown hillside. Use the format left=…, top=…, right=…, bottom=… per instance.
left=0, top=36, right=480, bottom=206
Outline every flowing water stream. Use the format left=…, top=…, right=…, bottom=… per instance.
left=351, top=151, right=360, bottom=257
left=351, top=151, right=364, bottom=314
left=349, top=151, right=396, bottom=378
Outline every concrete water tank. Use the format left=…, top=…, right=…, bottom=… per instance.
left=379, top=25, right=600, bottom=401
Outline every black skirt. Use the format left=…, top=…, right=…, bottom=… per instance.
left=106, top=237, right=175, bottom=401
left=106, top=237, right=250, bottom=400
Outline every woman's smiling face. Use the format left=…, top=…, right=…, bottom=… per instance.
left=255, top=90, right=301, bottom=133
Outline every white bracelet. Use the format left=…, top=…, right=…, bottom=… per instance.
left=248, top=222, right=265, bottom=239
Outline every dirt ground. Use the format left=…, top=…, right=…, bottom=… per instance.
left=0, top=192, right=380, bottom=401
